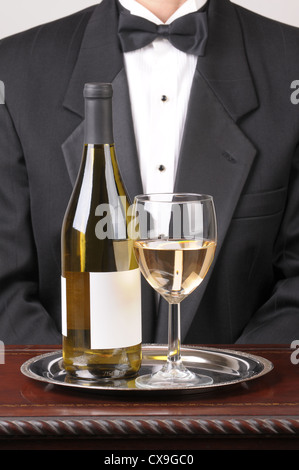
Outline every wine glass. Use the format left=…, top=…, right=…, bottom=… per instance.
left=131, top=193, right=217, bottom=389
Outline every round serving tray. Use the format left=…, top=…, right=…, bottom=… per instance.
left=20, top=344, right=273, bottom=395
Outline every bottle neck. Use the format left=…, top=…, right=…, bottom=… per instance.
left=84, top=96, right=114, bottom=145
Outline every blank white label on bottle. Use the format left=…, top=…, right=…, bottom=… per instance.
left=89, top=269, right=141, bottom=349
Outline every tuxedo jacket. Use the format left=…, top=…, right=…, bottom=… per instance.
left=0, top=0, right=299, bottom=344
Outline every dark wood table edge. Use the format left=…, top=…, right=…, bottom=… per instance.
left=1, top=344, right=298, bottom=449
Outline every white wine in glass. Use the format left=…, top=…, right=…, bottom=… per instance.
left=131, top=193, right=217, bottom=389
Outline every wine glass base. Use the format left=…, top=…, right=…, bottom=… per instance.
left=135, top=362, right=213, bottom=389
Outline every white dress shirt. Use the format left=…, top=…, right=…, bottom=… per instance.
left=119, top=0, right=207, bottom=194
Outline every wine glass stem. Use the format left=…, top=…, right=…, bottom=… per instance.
left=167, top=302, right=181, bottom=364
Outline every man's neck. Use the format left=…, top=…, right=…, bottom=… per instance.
left=134, top=0, right=188, bottom=23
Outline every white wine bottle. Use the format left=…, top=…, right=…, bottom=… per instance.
left=61, top=83, right=142, bottom=380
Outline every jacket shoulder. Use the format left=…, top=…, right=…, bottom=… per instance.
left=0, top=6, right=96, bottom=106
left=233, top=3, right=299, bottom=75
left=0, top=6, right=95, bottom=75
left=234, top=3, right=299, bottom=44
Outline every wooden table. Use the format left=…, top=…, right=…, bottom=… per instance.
left=0, top=344, right=298, bottom=450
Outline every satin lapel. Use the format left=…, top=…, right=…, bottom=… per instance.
left=155, top=0, right=259, bottom=343
left=61, top=70, right=143, bottom=202
left=61, top=0, right=142, bottom=202
left=112, top=69, right=143, bottom=203
left=62, top=0, right=122, bottom=119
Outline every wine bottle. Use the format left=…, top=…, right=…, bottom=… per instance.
left=61, top=82, right=142, bottom=380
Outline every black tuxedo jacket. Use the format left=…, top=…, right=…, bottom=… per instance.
left=1, top=0, right=299, bottom=344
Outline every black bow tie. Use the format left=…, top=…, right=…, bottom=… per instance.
left=118, top=6, right=208, bottom=56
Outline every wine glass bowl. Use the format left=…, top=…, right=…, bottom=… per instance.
left=134, top=238, right=216, bottom=304
left=131, top=193, right=217, bottom=389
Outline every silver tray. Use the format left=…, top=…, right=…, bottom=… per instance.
left=20, top=345, right=273, bottom=395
